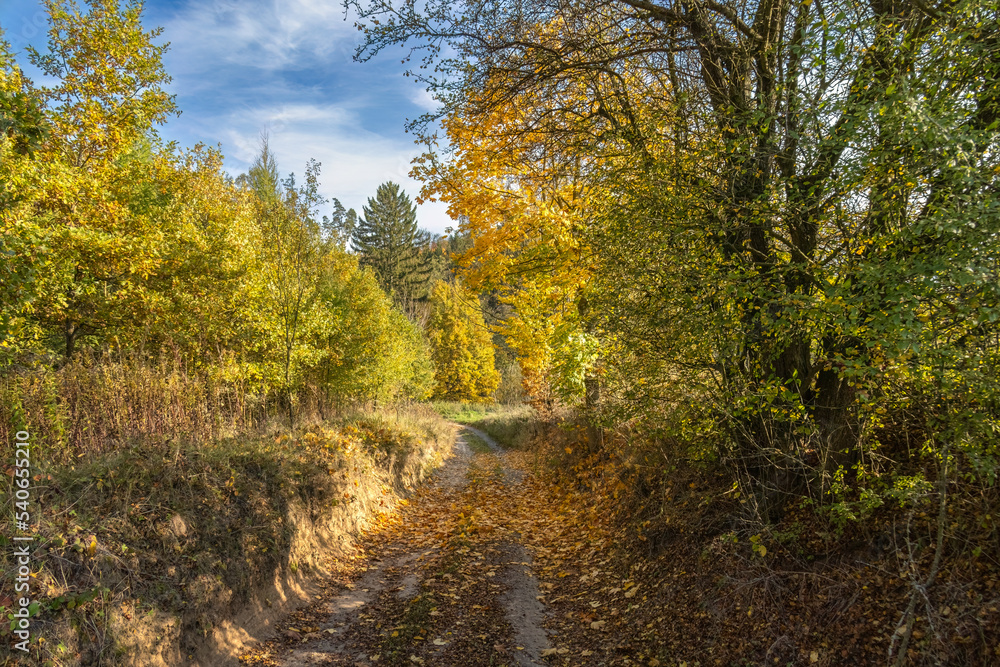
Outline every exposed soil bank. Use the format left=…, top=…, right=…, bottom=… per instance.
left=0, top=411, right=454, bottom=667
left=242, top=426, right=553, bottom=667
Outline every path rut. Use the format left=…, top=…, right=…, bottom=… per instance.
left=270, top=425, right=551, bottom=667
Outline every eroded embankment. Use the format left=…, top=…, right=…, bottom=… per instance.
left=236, top=426, right=554, bottom=667
left=253, top=415, right=1000, bottom=667
left=0, top=410, right=454, bottom=667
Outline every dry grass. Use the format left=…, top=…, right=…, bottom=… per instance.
left=0, top=357, right=456, bottom=666
left=0, top=353, right=272, bottom=461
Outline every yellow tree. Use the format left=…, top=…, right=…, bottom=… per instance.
left=358, top=0, right=1000, bottom=506
left=412, top=74, right=621, bottom=408
left=136, top=144, right=258, bottom=361
left=0, top=36, right=49, bottom=353
left=427, top=280, right=499, bottom=402
left=22, top=0, right=178, bottom=356
left=241, top=139, right=329, bottom=424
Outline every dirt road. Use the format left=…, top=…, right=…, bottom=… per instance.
left=272, top=425, right=553, bottom=666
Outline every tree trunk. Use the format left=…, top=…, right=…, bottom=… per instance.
left=284, top=346, right=295, bottom=428
left=584, top=374, right=602, bottom=453
left=577, top=293, right=603, bottom=453
left=64, top=319, right=78, bottom=358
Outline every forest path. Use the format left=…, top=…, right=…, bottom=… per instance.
left=253, top=425, right=553, bottom=667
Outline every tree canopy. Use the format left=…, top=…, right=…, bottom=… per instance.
left=351, top=0, right=1000, bottom=508
left=0, top=0, right=435, bottom=417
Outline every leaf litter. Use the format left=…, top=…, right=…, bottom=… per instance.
left=240, top=425, right=1000, bottom=666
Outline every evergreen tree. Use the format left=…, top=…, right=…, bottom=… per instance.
left=244, top=133, right=280, bottom=201
left=323, top=197, right=357, bottom=248
left=350, top=181, right=432, bottom=305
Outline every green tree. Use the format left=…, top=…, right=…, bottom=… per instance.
left=309, top=256, right=434, bottom=404
left=245, top=137, right=327, bottom=424
left=427, top=280, right=499, bottom=401
left=350, top=181, right=433, bottom=306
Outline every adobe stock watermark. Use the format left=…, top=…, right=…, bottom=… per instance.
left=9, top=11, right=49, bottom=46
left=10, top=430, right=35, bottom=653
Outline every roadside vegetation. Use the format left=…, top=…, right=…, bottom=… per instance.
left=432, top=402, right=537, bottom=451
left=3, top=0, right=1000, bottom=665
left=347, top=0, right=1000, bottom=662
left=0, top=2, right=495, bottom=660
left=0, top=397, right=453, bottom=665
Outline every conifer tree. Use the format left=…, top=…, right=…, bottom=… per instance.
left=323, top=197, right=357, bottom=248
left=350, top=181, right=431, bottom=305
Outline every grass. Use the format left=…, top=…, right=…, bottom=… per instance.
left=430, top=401, right=495, bottom=423
left=462, top=432, right=493, bottom=455
left=432, top=401, right=538, bottom=450
left=0, top=405, right=454, bottom=665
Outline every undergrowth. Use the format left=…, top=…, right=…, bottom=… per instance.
left=0, top=406, right=452, bottom=666
left=522, top=411, right=1000, bottom=666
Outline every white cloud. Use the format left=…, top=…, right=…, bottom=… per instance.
left=152, top=0, right=455, bottom=233
left=407, top=85, right=440, bottom=113
left=161, top=0, right=360, bottom=74
left=210, top=102, right=452, bottom=232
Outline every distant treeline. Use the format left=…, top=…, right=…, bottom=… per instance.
left=0, top=1, right=504, bottom=448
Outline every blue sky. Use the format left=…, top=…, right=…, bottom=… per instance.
left=0, top=0, right=453, bottom=233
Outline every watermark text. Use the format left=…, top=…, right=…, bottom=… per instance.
left=11, top=430, right=33, bottom=653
